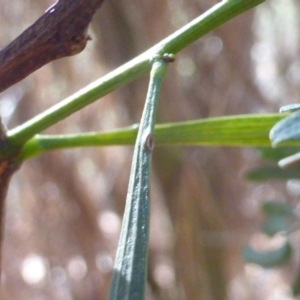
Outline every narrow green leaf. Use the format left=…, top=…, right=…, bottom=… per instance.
left=279, top=103, right=300, bottom=113
left=155, top=114, right=284, bottom=147
left=108, top=59, right=167, bottom=300
left=246, top=166, right=300, bottom=181
left=18, top=114, right=286, bottom=161
left=257, top=146, right=300, bottom=162
left=243, top=241, right=292, bottom=268
left=270, top=111, right=300, bottom=146
left=262, top=215, right=289, bottom=236
left=260, top=202, right=295, bottom=236
left=261, top=201, right=294, bottom=216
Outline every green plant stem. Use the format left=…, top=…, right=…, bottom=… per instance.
left=19, top=113, right=284, bottom=161
left=108, top=59, right=167, bottom=300
left=7, top=0, right=264, bottom=145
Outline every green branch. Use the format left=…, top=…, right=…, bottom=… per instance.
left=7, top=0, right=264, bottom=145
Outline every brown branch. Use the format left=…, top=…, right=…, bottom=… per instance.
left=0, top=0, right=106, bottom=93
left=0, top=119, right=22, bottom=279
left=0, top=157, right=21, bottom=274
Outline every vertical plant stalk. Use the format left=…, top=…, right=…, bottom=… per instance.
left=108, top=56, right=168, bottom=300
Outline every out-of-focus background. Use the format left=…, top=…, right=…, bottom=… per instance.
left=0, top=0, right=299, bottom=299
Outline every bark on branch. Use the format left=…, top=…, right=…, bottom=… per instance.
left=0, top=0, right=106, bottom=93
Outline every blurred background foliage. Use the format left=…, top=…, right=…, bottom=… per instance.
left=0, top=0, right=300, bottom=299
